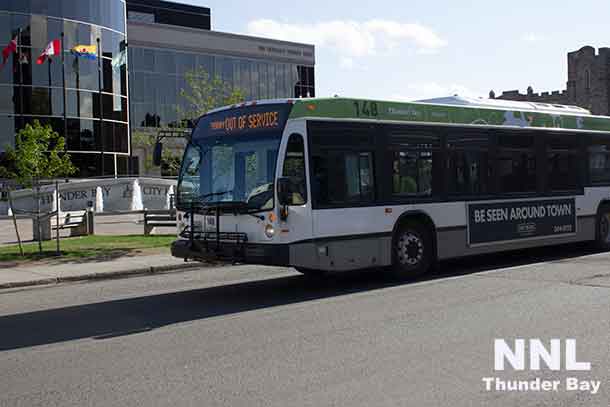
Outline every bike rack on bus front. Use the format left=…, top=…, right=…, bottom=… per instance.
left=182, top=203, right=248, bottom=261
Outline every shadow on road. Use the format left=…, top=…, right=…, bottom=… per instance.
left=0, top=242, right=600, bottom=351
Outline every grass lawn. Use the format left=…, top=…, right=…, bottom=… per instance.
left=0, top=235, right=176, bottom=264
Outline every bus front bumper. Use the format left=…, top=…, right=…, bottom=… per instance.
left=171, top=239, right=289, bottom=266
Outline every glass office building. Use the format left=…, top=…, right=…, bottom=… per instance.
left=126, top=1, right=315, bottom=176
left=0, top=0, right=315, bottom=177
left=0, top=0, right=129, bottom=177
left=129, top=48, right=314, bottom=129
left=127, top=5, right=315, bottom=131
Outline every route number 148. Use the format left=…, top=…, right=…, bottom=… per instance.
left=353, top=101, right=378, bottom=117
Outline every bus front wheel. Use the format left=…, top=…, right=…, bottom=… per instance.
left=392, top=221, right=433, bottom=278
left=596, top=204, right=610, bottom=251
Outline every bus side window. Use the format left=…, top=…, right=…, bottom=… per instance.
left=588, top=136, right=610, bottom=185
left=496, top=132, right=537, bottom=194
left=282, top=134, right=307, bottom=205
left=546, top=135, right=579, bottom=191
left=446, top=131, right=491, bottom=196
left=345, top=151, right=375, bottom=202
left=311, top=150, right=375, bottom=207
left=389, top=132, right=439, bottom=198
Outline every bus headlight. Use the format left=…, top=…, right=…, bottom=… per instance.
left=264, top=224, right=275, bottom=238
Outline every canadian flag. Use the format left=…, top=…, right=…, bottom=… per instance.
left=36, top=39, right=60, bottom=65
left=1, top=37, right=17, bottom=69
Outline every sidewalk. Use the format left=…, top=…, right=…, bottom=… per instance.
left=0, top=253, right=201, bottom=290
left=0, top=214, right=146, bottom=246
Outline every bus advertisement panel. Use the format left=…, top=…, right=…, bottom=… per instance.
left=468, top=198, right=576, bottom=245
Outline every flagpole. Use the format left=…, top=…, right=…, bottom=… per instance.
left=17, top=28, right=23, bottom=120
left=124, top=41, right=133, bottom=176
left=75, top=53, right=80, bottom=117
left=47, top=58, right=52, bottom=116
left=97, top=37, right=105, bottom=176
left=61, top=32, right=67, bottom=145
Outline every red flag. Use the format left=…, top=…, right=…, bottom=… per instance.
left=1, top=37, right=17, bottom=69
left=36, top=39, right=60, bottom=65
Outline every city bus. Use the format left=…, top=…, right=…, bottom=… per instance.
left=171, top=96, right=610, bottom=276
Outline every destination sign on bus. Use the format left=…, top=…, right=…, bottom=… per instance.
left=192, top=103, right=292, bottom=141
left=209, top=111, right=281, bottom=134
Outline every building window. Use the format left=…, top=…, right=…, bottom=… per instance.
left=585, top=69, right=591, bottom=90
left=295, top=65, right=315, bottom=98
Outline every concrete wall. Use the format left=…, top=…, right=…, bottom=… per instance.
left=128, top=21, right=315, bottom=66
left=495, top=88, right=570, bottom=105
left=5, top=178, right=177, bottom=215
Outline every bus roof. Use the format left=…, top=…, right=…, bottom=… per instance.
left=415, top=95, right=591, bottom=115
left=286, top=96, right=610, bottom=133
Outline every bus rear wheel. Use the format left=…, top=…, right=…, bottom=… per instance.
left=392, top=221, right=433, bottom=278
left=596, top=204, right=610, bottom=251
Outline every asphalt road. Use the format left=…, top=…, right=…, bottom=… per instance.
left=1, top=244, right=609, bottom=407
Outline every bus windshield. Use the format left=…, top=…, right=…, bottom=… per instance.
left=177, top=103, right=292, bottom=212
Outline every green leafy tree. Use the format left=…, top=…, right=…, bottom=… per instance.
left=132, top=130, right=185, bottom=176
left=178, top=67, right=245, bottom=125
left=0, top=120, right=77, bottom=186
left=133, top=68, right=246, bottom=176
left=178, top=68, right=245, bottom=180
left=161, top=151, right=182, bottom=176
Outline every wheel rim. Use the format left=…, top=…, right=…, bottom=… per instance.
left=601, top=214, right=610, bottom=244
left=396, top=231, right=424, bottom=267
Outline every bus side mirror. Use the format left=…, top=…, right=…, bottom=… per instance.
left=277, top=177, right=291, bottom=206
left=153, top=142, right=163, bottom=167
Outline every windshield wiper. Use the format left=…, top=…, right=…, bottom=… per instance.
left=199, top=190, right=233, bottom=201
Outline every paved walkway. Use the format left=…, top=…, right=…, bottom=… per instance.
left=0, top=214, right=174, bottom=246
left=0, top=253, right=198, bottom=289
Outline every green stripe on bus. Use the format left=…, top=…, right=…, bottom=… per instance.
left=288, top=98, right=610, bottom=132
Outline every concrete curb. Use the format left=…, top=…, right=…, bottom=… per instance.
left=0, top=262, right=202, bottom=290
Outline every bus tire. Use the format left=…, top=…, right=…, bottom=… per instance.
left=596, top=204, right=610, bottom=251
left=295, top=267, right=327, bottom=278
left=392, top=220, right=433, bottom=278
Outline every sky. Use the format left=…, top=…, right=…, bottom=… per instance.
left=177, top=0, right=609, bottom=102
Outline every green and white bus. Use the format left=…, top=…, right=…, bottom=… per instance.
left=172, top=96, right=610, bottom=276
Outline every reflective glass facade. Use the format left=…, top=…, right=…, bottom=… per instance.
left=129, top=47, right=315, bottom=129
left=0, top=0, right=129, bottom=177
left=0, top=1, right=315, bottom=177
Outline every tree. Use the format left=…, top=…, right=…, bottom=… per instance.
left=0, top=120, right=77, bottom=186
left=133, top=68, right=246, bottom=177
left=132, top=130, right=184, bottom=176
left=178, top=67, right=245, bottom=125
left=180, top=68, right=246, bottom=181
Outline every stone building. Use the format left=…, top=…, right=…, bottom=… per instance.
left=491, top=46, right=610, bottom=116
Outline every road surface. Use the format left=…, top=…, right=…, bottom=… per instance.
left=1, top=244, right=609, bottom=406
